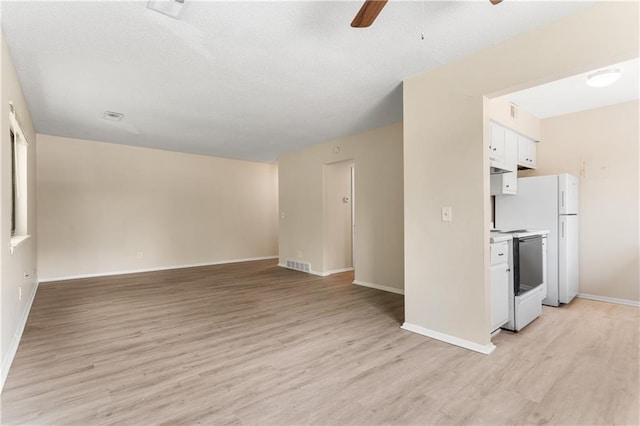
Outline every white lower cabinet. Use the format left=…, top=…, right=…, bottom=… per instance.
left=490, top=242, right=510, bottom=332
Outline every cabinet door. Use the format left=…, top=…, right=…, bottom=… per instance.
left=490, top=263, right=510, bottom=332
left=517, top=135, right=530, bottom=165
left=504, top=129, right=518, bottom=172
left=527, top=140, right=537, bottom=168
left=490, top=122, right=505, bottom=169
left=490, top=172, right=517, bottom=196
left=502, top=171, right=517, bottom=194
left=517, top=136, right=537, bottom=169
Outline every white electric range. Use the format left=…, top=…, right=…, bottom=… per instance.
left=493, top=229, right=550, bottom=331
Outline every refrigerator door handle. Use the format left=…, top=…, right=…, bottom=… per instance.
left=561, top=220, right=565, bottom=239
left=561, top=190, right=565, bottom=209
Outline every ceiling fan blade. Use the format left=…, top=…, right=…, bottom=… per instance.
left=490, top=0, right=503, bottom=4
left=351, top=0, right=389, bottom=28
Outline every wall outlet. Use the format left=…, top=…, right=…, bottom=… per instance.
left=297, top=250, right=303, bottom=258
left=18, top=286, right=22, bottom=301
left=136, top=251, right=143, bottom=259
left=280, top=212, right=285, bottom=219
left=441, top=206, right=452, bottom=222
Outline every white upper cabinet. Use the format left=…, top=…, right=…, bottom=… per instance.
left=490, top=171, right=517, bottom=195
left=489, top=122, right=517, bottom=173
left=489, top=122, right=506, bottom=171
left=517, top=135, right=537, bottom=169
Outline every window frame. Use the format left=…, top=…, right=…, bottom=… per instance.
left=9, top=104, right=29, bottom=252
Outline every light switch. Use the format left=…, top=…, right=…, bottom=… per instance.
left=441, top=206, right=452, bottom=222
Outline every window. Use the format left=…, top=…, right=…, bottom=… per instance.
left=9, top=103, right=29, bottom=250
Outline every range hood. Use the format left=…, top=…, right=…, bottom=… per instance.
left=490, top=165, right=511, bottom=175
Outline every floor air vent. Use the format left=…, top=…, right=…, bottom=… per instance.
left=285, top=260, right=310, bottom=273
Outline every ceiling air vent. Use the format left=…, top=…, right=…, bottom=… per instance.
left=103, top=111, right=124, bottom=121
left=147, top=0, right=186, bottom=19
left=510, top=103, right=519, bottom=119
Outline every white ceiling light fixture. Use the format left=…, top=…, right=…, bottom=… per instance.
left=147, top=0, right=185, bottom=19
left=586, top=68, right=621, bottom=88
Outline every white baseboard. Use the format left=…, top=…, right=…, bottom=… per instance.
left=353, top=280, right=404, bottom=295
left=39, top=256, right=279, bottom=283
left=401, top=322, right=496, bottom=355
left=577, top=293, right=639, bottom=308
left=1, top=281, right=39, bottom=393
left=327, top=267, right=354, bottom=275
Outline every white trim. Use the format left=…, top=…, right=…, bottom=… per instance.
left=276, top=264, right=352, bottom=277
left=1, top=281, right=39, bottom=393
left=327, top=267, right=354, bottom=275
left=39, top=256, right=278, bottom=283
left=9, top=234, right=30, bottom=254
left=577, top=293, right=639, bottom=308
left=9, top=107, right=28, bottom=146
left=401, top=322, right=496, bottom=355
left=353, top=280, right=404, bottom=295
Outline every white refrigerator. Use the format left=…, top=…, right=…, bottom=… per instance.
left=495, top=173, right=579, bottom=306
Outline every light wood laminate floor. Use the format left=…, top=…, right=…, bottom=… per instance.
left=1, top=259, right=638, bottom=425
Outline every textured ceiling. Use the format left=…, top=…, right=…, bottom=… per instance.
left=1, top=1, right=596, bottom=162
left=504, top=57, right=639, bottom=119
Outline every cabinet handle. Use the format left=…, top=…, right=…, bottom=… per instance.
left=506, top=268, right=510, bottom=272
left=498, top=253, right=504, bottom=256
left=505, top=184, right=510, bottom=188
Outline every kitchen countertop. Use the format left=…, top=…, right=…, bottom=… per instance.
left=490, top=232, right=513, bottom=243
left=495, top=229, right=550, bottom=238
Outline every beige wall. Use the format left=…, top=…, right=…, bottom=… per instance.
left=1, top=32, right=38, bottom=389
left=528, top=101, right=638, bottom=302
left=488, top=97, right=541, bottom=141
left=323, top=160, right=353, bottom=272
left=403, top=2, right=638, bottom=352
left=278, top=122, right=404, bottom=292
left=37, top=135, right=279, bottom=281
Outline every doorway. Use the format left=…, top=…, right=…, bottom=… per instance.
left=323, top=160, right=355, bottom=274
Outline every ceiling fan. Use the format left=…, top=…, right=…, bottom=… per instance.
left=351, top=0, right=504, bottom=28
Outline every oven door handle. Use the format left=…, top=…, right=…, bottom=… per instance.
left=518, top=235, right=542, bottom=241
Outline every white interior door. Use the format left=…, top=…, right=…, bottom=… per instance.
left=323, top=160, right=354, bottom=273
